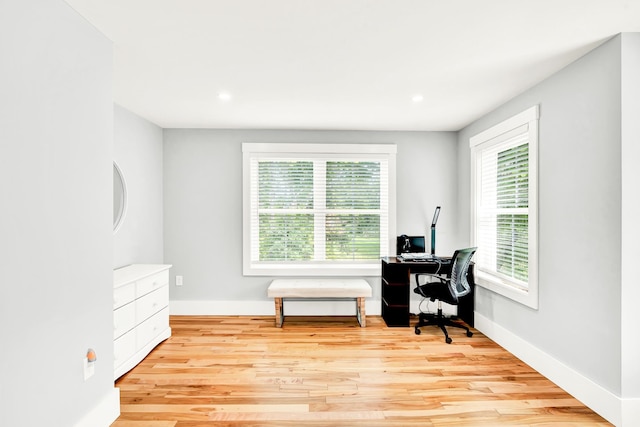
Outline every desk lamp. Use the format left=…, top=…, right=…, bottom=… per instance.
left=430, top=206, right=441, bottom=256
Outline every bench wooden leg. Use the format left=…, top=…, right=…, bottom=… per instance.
left=273, top=295, right=366, bottom=328
left=274, top=297, right=283, bottom=327
left=356, top=297, right=366, bottom=327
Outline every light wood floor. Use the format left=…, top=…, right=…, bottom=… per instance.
left=112, top=315, right=611, bottom=427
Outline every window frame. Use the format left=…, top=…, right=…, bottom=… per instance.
left=242, top=143, right=397, bottom=276
left=469, top=106, right=539, bottom=309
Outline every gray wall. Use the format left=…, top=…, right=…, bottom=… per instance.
left=458, top=36, right=623, bottom=395
left=163, top=130, right=458, bottom=305
left=0, top=0, right=115, bottom=425
left=620, top=33, right=640, bottom=399
left=114, top=104, right=164, bottom=268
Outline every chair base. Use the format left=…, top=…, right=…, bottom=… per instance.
left=414, top=308, right=473, bottom=344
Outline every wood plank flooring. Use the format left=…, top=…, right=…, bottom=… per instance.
left=111, top=315, right=611, bottom=426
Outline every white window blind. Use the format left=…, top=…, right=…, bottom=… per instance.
left=477, top=132, right=529, bottom=288
left=243, top=143, right=396, bottom=276
left=470, top=106, right=538, bottom=309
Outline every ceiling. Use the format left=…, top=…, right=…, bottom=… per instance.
left=65, top=0, right=640, bottom=131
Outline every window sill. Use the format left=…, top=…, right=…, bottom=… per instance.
left=243, top=262, right=381, bottom=277
left=475, top=271, right=538, bottom=310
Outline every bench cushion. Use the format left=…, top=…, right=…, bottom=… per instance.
left=267, top=279, right=372, bottom=298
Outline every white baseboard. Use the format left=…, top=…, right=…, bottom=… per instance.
left=474, top=312, right=629, bottom=426
left=73, top=387, right=120, bottom=427
left=170, top=299, right=382, bottom=316
left=622, top=398, right=640, bottom=426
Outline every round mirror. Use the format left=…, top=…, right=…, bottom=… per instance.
left=113, top=162, right=127, bottom=233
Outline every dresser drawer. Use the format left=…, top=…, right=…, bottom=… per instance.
left=113, top=264, right=172, bottom=380
left=114, top=283, right=136, bottom=309
left=114, top=302, right=136, bottom=339
left=137, top=270, right=169, bottom=298
left=114, top=330, right=136, bottom=369
left=136, top=285, right=168, bottom=323
left=136, top=307, right=169, bottom=350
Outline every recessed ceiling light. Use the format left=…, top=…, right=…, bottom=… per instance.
left=412, top=94, right=424, bottom=103
left=218, top=92, right=232, bottom=101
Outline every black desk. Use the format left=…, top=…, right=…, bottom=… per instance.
left=381, top=257, right=475, bottom=327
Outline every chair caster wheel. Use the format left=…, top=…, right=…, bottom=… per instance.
left=415, top=328, right=421, bottom=335
left=445, top=337, right=452, bottom=344
left=467, top=331, right=473, bottom=337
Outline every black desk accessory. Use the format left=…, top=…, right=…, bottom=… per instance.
left=430, top=206, right=441, bottom=256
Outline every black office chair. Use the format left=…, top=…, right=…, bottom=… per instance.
left=413, top=247, right=477, bottom=343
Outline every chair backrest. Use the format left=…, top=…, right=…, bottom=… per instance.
left=449, top=247, right=477, bottom=299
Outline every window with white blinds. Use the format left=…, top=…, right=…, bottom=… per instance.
left=243, top=143, right=396, bottom=276
left=470, top=106, right=539, bottom=309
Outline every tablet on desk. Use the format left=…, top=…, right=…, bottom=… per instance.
left=397, top=235, right=426, bottom=255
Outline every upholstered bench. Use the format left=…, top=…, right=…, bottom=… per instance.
left=267, top=279, right=372, bottom=327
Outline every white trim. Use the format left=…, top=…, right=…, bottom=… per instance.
left=242, top=143, right=396, bottom=277
left=170, top=299, right=382, bottom=316
left=470, top=106, right=539, bottom=147
left=474, top=270, right=538, bottom=309
left=622, top=398, right=640, bottom=426
left=243, top=263, right=382, bottom=277
left=73, top=387, right=120, bottom=427
left=243, top=143, right=397, bottom=154
left=475, top=312, right=623, bottom=426
left=469, top=105, right=539, bottom=309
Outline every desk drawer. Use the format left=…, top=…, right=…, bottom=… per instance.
left=382, top=298, right=410, bottom=327
left=382, top=264, right=410, bottom=283
left=382, top=280, right=409, bottom=305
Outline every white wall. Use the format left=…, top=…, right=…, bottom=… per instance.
left=163, top=130, right=458, bottom=313
left=0, top=0, right=117, bottom=426
left=114, top=105, right=164, bottom=269
left=458, top=34, right=640, bottom=425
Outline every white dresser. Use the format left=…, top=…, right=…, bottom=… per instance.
left=113, top=264, right=172, bottom=380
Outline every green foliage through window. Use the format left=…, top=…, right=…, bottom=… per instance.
left=326, top=214, right=380, bottom=260
left=257, top=160, right=381, bottom=262
left=496, top=143, right=528, bottom=282
left=258, top=161, right=313, bottom=209
left=259, top=214, right=314, bottom=261
left=327, top=162, right=380, bottom=210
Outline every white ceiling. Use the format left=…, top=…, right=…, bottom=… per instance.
left=65, top=0, right=640, bottom=131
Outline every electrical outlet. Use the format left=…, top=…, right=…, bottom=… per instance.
left=176, top=275, right=183, bottom=286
